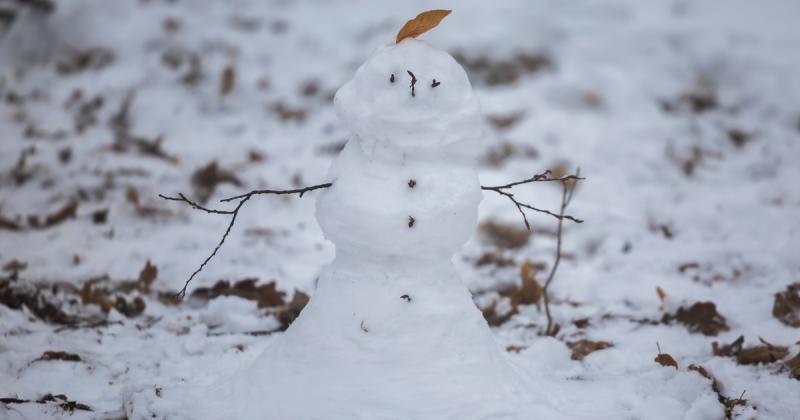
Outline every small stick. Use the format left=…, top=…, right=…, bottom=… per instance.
left=407, top=70, right=417, bottom=97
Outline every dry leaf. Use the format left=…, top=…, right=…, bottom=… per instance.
left=395, top=10, right=451, bottom=43
left=665, top=301, right=729, bottom=336
left=786, top=352, right=800, bottom=380
left=3, top=259, right=27, bottom=272
left=138, top=260, right=157, bottom=293
left=220, top=65, right=236, bottom=96
left=191, top=279, right=286, bottom=309
left=479, top=220, right=530, bottom=249
left=506, top=345, right=526, bottom=353
left=35, top=351, right=82, bottom=362
left=512, top=261, right=542, bottom=305
left=655, top=352, right=678, bottom=369
left=712, top=335, right=744, bottom=357
left=736, top=338, right=788, bottom=365
left=656, top=286, right=667, bottom=304
left=772, top=283, right=800, bottom=327
left=567, top=339, right=612, bottom=360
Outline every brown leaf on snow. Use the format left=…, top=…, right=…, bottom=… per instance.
left=688, top=364, right=721, bottom=394
left=137, top=260, right=157, bottom=293
left=27, top=199, right=78, bottom=229
left=665, top=301, right=729, bottom=336
left=567, top=339, right=612, bottom=360
left=506, top=345, right=526, bottom=353
left=395, top=10, right=451, bottom=44
left=486, top=111, right=525, bottom=131
left=736, top=338, right=788, bottom=365
left=481, top=299, right=516, bottom=327
left=656, top=286, right=667, bottom=304
left=512, top=261, right=543, bottom=306
left=772, top=283, right=800, bottom=327
left=220, top=65, right=236, bottom=96
left=35, top=351, right=82, bottom=362
left=81, top=282, right=114, bottom=312
left=191, top=279, right=286, bottom=309
left=712, top=335, right=744, bottom=357
left=275, top=289, right=309, bottom=330
left=191, top=161, right=242, bottom=203
left=479, top=220, right=530, bottom=249
left=786, top=352, right=800, bottom=380
left=655, top=352, right=679, bottom=369
left=3, top=259, right=27, bottom=272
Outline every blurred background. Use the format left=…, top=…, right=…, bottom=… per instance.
left=1, top=0, right=799, bottom=418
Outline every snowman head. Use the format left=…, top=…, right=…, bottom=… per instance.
left=334, top=39, right=482, bottom=161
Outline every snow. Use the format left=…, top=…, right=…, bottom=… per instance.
left=1, top=0, right=800, bottom=419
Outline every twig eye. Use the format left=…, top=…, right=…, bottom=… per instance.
left=431, top=79, right=440, bottom=88
left=390, top=73, right=395, bottom=83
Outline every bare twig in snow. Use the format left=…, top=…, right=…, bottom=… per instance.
left=541, top=168, right=581, bottom=336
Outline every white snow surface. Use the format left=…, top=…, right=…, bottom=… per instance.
left=1, top=0, right=799, bottom=419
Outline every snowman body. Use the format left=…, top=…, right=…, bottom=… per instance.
left=232, top=40, right=536, bottom=420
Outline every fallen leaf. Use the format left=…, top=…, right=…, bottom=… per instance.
left=513, top=261, right=543, bottom=305
left=479, top=220, right=530, bottom=249
left=191, top=279, right=286, bottom=309
left=275, top=289, right=309, bottom=330
left=30, top=200, right=78, bottom=229
left=712, top=335, right=744, bottom=357
left=137, top=260, right=157, bottom=293
left=688, top=364, right=721, bottom=394
left=486, top=111, right=525, bottom=131
left=667, top=301, right=729, bottom=336
left=656, top=286, right=667, bottom=304
left=36, top=351, right=81, bottom=362
left=395, top=10, right=451, bottom=44
left=191, top=161, right=242, bottom=203
left=786, top=352, right=800, bottom=380
left=81, top=282, right=114, bottom=312
left=772, top=283, right=800, bottom=327
left=220, top=65, right=236, bottom=96
left=506, top=345, right=526, bottom=353
left=736, top=338, right=788, bottom=365
left=3, top=259, right=27, bottom=272
left=567, top=339, right=612, bottom=360
left=655, top=352, right=678, bottom=369
left=474, top=252, right=516, bottom=268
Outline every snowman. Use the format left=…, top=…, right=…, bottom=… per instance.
left=215, top=12, right=564, bottom=420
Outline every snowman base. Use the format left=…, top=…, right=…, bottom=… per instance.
left=226, top=259, right=542, bottom=420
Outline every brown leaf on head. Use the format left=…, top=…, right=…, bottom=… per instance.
left=395, top=10, right=451, bottom=44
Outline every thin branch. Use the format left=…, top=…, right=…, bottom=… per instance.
left=543, top=167, right=581, bottom=336
left=220, top=183, right=332, bottom=202
left=159, top=183, right=332, bottom=299
left=481, top=169, right=585, bottom=228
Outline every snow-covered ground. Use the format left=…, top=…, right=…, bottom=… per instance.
left=1, top=0, right=799, bottom=419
